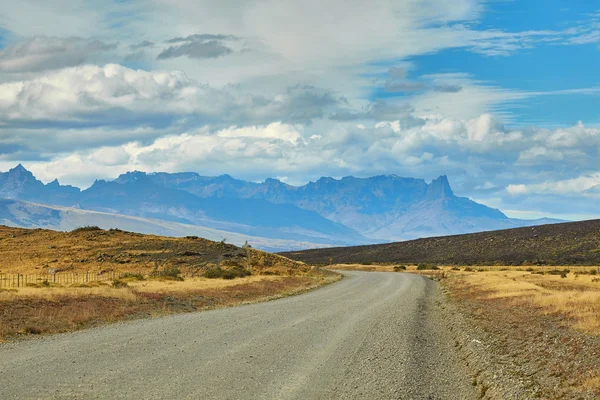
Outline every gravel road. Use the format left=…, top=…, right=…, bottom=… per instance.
left=0, top=271, right=477, bottom=399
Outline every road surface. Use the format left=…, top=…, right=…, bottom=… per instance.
left=0, top=271, right=476, bottom=399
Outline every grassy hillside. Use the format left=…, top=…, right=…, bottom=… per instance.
left=280, top=219, right=600, bottom=266
left=0, top=225, right=306, bottom=276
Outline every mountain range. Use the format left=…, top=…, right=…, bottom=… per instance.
left=0, top=164, right=562, bottom=250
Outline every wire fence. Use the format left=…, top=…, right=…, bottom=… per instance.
left=0, top=271, right=120, bottom=288
left=0, top=270, right=206, bottom=289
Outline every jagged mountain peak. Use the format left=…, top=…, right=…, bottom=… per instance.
left=46, top=179, right=60, bottom=187
left=114, top=171, right=152, bottom=184
left=427, top=175, right=454, bottom=198
left=8, top=163, right=34, bottom=177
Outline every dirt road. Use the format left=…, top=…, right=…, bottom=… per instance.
left=0, top=271, right=476, bottom=399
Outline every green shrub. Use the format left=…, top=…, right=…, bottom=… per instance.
left=393, top=265, right=407, bottom=272
left=464, top=267, right=473, bottom=272
left=451, top=267, right=460, bottom=271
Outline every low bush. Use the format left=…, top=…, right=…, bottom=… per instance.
left=120, top=272, right=145, bottom=281
left=546, top=269, right=570, bottom=276
left=464, top=267, right=474, bottom=272
left=204, top=266, right=251, bottom=280
left=417, top=263, right=439, bottom=270
left=393, top=265, right=407, bottom=272
left=154, top=267, right=184, bottom=281
left=111, top=280, right=129, bottom=288
left=71, top=226, right=102, bottom=233
left=450, top=267, right=460, bottom=271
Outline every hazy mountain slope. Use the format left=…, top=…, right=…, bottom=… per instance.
left=0, top=167, right=367, bottom=246
left=281, top=219, right=600, bottom=266
left=0, top=199, right=333, bottom=252
left=147, top=172, right=535, bottom=240
left=81, top=172, right=364, bottom=243
left=0, top=165, right=563, bottom=244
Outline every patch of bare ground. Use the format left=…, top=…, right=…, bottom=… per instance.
left=440, top=268, right=600, bottom=399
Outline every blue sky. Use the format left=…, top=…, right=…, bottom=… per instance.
left=0, top=0, right=599, bottom=220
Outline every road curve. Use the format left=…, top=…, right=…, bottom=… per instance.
left=0, top=271, right=476, bottom=399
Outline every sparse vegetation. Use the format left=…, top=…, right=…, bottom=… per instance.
left=281, top=219, right=600, bottom=266
left=393, top=265, right=406, bottom=271
left=443, top=267, right=600, bottom=398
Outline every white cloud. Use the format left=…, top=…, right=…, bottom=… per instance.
left=0, top=64, right=341, bottom=125
left=506, top=173, right=600, bottom=196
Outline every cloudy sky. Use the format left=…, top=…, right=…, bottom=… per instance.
left=0, top=0, right=599, bottom=220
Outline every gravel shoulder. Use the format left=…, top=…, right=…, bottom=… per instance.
left=0, top=271, right=478, bottom=399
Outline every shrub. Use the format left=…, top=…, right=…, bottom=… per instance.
left=111, top=280, right=129, bottom=288
left=450, top=267, right=460, bottom=271
left=525, top=267, right=534, bottom=272
left=464, top=267, right=474, bottom=272
left=71, top=226, right=102, bottom=233
left=393, top=265, right=407, bottom=272
left=120, top=272, right=145, bottom=281
left=185, top=236, right=199, bottom=239
left=155, top=267, right=184, bottom=281
left=547, top=269, right=570, bottom=276
left=204, top=266, right=251, bottom=280
left=417, top=263, right=439, bottom=270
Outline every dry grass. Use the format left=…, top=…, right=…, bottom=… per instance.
left=0, top=273, right=339, bottom=341
left=436, top=266, right=600, bottom=398
left=440, top=268, right=600, bottom=335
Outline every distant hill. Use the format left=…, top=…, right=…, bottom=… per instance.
left=280, top=219, right=600, bottom=266
left=0, top=165, right=564, bottom=247
left=0, top=199, right=333, bottom=252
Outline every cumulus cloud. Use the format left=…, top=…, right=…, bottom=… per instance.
left=0, top=64, right=342, bottom=128
left=0, top=36, right=117, bottom=73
